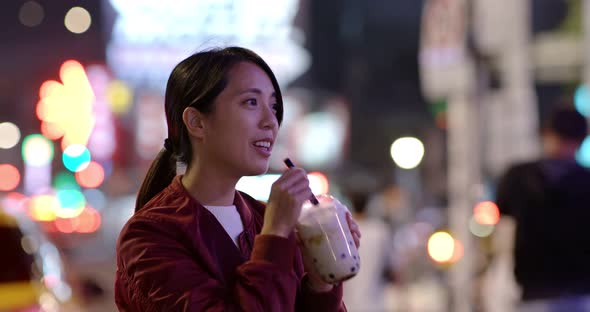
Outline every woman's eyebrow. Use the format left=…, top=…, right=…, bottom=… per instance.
left=238, top=88, right=276, bottom=98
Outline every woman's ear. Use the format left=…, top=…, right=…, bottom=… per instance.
left=183, top=107, right=206, bottom=139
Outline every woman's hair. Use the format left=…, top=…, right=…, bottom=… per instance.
left=545, top=107, right=588, bottom=144
left=135, top=47, right=284, bottom=212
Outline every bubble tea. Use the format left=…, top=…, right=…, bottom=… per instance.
left=296, top=194, right=360, bottom=284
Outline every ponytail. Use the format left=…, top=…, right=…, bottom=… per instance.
left=135, top=148, right=177, bottom=212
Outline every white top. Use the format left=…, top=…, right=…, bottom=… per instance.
left=203, top=205, right=244, bottom=247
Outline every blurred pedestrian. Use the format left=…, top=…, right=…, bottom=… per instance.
left=343, top=191, right=394, bottom=311
left=494, top=107, right=590, bottom=312
left=114, top=47, right=360, bottom=311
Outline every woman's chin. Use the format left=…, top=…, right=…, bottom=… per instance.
left=244, top=163, right=269, bottom=177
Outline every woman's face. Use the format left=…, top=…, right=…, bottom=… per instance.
left=200, top=61, right=279, bottom=178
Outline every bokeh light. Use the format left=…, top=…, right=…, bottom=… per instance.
left=469, top=217, right=495, bottom=237
left=75, top=161, right=105, bottom=188
left=76, top=207, right=101, bottom=233
left=40, top=122, right=65, bottom=140
left=2, top=192, right=28, bottom=214
left=106, top=80, right=133, bottom=114
left=308, top=171, right=329, bottom=195
left=576, top=135, right=590, bottom=168
left=0, top=122, right=21, bottom=149
left=19, top=1, right=44, bottom=27
left=574, top=84, right=590, bottom=118
left=64, top=7, right=92, bottom=34
left=55, top=189, right=85, bottom=218
left=55, top=217, right=78, bottom=234
left=473, top=201, right=500, bottom=225
left=21, top=235, right=39, bottom=254
left=37, top=60, right=95, bottom=147
left=390, top=137, right=425, bottom=169
left=450, top=239, right=464, bottom=263
left=54, top=206, right=101, bottom=233
left=53, top=171, right=80, bottom=191
left=427, top=231, right=456, bottom=263
left=62, top=144, right=91, bottom=172
left=22, top=134, right=54, bottom=166
left=0, top=164, right=21, bottom=191
left=28, top=195, right=59, bottom=221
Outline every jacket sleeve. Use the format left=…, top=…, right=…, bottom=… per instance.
left=296, top=276, right=347, bottom=311
left=117, top=216, right=299, bottom=312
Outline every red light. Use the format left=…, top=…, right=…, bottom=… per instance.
left=0, top=164, right=21, bottom=191
left=40, top=121, right=64, bottom=140
left=55, top=217, right=78, bottom=233
left=75, top=161, right=105, bottom=188
left=76, top=207, right=101, bottom=233
left=473, top=201, right=500, bottom=225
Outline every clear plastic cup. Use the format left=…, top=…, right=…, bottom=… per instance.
left=296, top=194, right=360, bottom=284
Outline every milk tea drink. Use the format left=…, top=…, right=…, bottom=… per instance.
left=296, top=195, right=360, bottom=284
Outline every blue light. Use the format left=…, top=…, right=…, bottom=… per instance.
left=576, top=136, right=590, bottom=168
left=574, top=84, right=590, bottom=118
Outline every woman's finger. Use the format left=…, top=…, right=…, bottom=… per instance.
left=346, top=213, right=361, bottom=248
left=346, top=213, right=362, bottom=238
left=352, top=232, right=360, bottom=249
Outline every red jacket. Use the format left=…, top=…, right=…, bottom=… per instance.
left=115, top=176, right=346, bottom=311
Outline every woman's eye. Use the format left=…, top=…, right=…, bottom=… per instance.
left=245, top=99, right=257, bottom=106
left=271, top=103, right=279, bottom=112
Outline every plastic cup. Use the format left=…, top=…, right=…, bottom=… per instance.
left=296, top=194, right=360, bottom=284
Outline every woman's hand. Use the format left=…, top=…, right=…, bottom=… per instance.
left=301, top=212, right=362, bottom=292
left=261, top=167, right=312, bottom=238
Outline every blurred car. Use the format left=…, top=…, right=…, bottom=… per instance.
left=0, top=208, right=79, bottom=312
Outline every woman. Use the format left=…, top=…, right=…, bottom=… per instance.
left=115, top=47, right=361, bottom=311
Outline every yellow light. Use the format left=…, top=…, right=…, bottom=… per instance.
left=28, top=195, right=59, bottom=221
left=0, top=122, right=21, bottom=149
left=37, top=60, right=95, bottom=147
left=54, top=206, right=84, bottom=219
left=0, top=281, right=41, bottom=310
left=427, top=231, right=455, bottom=263
left=107, top=80, right=133, bottom=114
left=390, top=137, right=425, bottom=169
left=64, top=7, right=92, bottom=34
left=308, top=171, right=329, bottom=195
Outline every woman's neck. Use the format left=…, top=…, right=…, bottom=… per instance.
left=181, top=164, right=238, bottom=206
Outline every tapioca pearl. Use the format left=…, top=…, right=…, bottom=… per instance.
left=353, top=255, right=357, bottom=260
left=355, top=262, right=359, bottom=268
left=351, top=266, right=356, bottom=272
left=348, top=240, right=353, bottom=245
left=340, top=253, right=346, bottom=259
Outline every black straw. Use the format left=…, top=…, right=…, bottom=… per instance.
left=283, top=158, right=320, bottom=205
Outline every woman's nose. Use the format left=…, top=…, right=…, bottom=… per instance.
left=260, top=104, right=278, bottom=130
